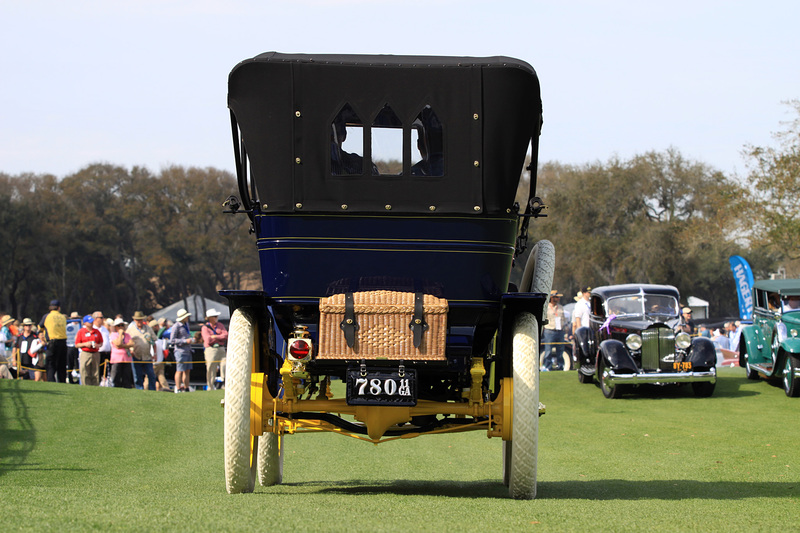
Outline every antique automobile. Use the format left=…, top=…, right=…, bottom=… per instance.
left=219, top=53, right=554, bottom=499
left=574, top=284, right=717, bottom=398
left=738, top=278, right=800, bottom=397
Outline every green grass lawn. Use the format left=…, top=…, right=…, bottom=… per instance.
left=2, top=366, right=798, bottom=532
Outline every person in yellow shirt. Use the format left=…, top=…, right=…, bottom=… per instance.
left=39, top=299, right=68, bottom=382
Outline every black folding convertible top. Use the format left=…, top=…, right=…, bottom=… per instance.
left=228, top=52, right=542, bottom=215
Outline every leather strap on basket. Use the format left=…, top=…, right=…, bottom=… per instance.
left=340, top=292, right=358, bottom=348
left=409, top=291, right=429, bottom=348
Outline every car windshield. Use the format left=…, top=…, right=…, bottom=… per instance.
left=782, top=296, right=800, bottom=313
left=606, top=294, right=679, bottom=318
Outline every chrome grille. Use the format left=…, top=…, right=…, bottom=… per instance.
left=641, top=327, right=674, bottom=370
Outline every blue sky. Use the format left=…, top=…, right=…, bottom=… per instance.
left=2, top=0, right=798, bottom=178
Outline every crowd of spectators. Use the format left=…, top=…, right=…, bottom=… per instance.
left=0, top=299, right=227, bottom=393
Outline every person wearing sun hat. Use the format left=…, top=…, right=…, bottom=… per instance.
left=12, top=318, right=37, bottom=380
left=0, top=315, right=16, bottom=374
left=0, top=315, right=19, bottom=379
left=126, top=311, right=158, bottom=391
left=75, top=314, right=104, bottom=386
left=676, top=306, right=696, bottom=335
left=170, top=308, right=193, bottom=392
left=572, top=287, right=592, bottom=336
left=109, top=317, right=135, bottom=388
left=201, top=308, right=228, bottom=390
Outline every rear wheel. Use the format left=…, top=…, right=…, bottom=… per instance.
left=257, top=431, right=284, bottom=486
left=520, top=240, right=555, bottom=295
left=224, top=308, right=257, bottom=493
left=502, top=440, right=511, bottom=487
left=784, top=355, right=800, bottom=397
left=507, top=312, right=539, bottom=500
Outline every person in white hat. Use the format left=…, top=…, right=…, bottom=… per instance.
left=109, top=318, right=135, bottom=388
left=0, top=315, right=16, bottom=379
left=201, top=308, right=228, bottom=391
left=170, top=308, right=193, bottom=392
left=10, top=318, right=36, bottom=380
left=126, top=311, right=158, bottom=391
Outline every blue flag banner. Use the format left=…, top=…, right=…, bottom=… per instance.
left=729, top=255, right=755, bottom=320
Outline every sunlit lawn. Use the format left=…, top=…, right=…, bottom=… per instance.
left=1, top=366, right=798, bottom=532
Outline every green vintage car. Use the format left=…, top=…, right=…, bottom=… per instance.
left=739, top=279, right=800, bottom=397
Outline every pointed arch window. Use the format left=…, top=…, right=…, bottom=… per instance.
left=411, top=105, right=443, bottom=177
left=371, top=104, right=403, bottom=176
left=331, top=104, right=364, bottom=175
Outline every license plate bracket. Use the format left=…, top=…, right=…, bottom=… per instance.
left=346, top=368, right=417, bottom=406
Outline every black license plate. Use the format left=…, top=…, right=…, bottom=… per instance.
left=346, top=369, right=417, bottom=406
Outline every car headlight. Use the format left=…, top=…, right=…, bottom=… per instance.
left=675, top=332, right=691, bottom=349
left=626, top=334, right=642, bottom=351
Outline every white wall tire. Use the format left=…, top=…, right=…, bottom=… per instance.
left=508, top=312, right=540, bottom=500
left=502, top=440, right=511, bottom=487
left=224, top=308, right=257, bottom=494
left=784, top=355, right=800, bottom=397
left=562, top=351, right=571, bottom=371
left=257, top=431, right=284, bottom=486
left=520, top=240, right=555, bottom=295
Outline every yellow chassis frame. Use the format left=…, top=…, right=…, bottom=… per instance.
left=249, top=358, right=529, bottom=444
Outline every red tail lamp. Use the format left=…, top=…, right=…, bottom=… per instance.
left=289, top=339, right=311, bottom=360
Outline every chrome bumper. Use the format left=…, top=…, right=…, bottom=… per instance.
left=606, top=367, right=716, bottom=386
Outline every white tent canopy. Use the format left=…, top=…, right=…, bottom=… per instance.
left=150, top=294, right=230, bottom=322
left=687, top=296, right=710, bottom=319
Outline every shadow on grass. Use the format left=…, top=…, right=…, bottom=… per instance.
left=290, top=479, right=508, bottom=498
left=292, top=478, right=797, bottom=500
left=0, top=381, right=64, bottom=477
left=591, top=375, right=760, bottom=400
left=540, top=479, right=798, bottom=500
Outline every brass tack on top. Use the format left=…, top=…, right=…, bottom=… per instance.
left=429, top=205, right=436, bottom=211
left=295, top=157, right=302, bottom=164
left=473, top=205, right=481, bottom=212
left=295, top=203, right=303, bottom=209
left=263, top=204, right=269, bottom=210
left=473, top=113, right=479, bottom=120
left=295, top=110, right=302, bottom=117
left=385, top=204, right=392, bottom=210
left=473, top=160, right=480, bottom=167
left=341, top=204, right=348, bottom=210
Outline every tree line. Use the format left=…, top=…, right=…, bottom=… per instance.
left=0, top=164, right=258, bottom=321
left=1, top=102, right=796, bottom=321
left=513, top=102, right=800, bottom=316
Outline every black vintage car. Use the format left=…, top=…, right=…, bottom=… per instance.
left=220, top=53, right=553, bottom=499
left=574, top=284, right=717, bottom=398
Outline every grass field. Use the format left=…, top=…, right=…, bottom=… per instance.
left=2, top=366, right=798, bottom=532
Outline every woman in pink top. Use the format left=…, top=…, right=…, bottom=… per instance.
left=110, top=318, right=135, bottom=388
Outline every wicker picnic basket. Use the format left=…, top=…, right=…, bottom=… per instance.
left=317, top=290, right=448, bottom=360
